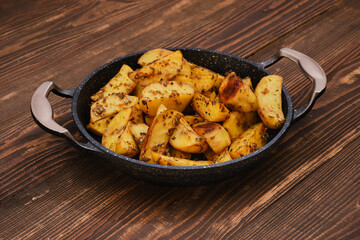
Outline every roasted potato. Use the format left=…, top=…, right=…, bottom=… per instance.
left=168, top=146, right=192, bottom=159
left=91, top=64, right=136, bottom=102
left=174, top=64, right=217, bottom=93
left=129, top=50, right=183, bottom=87
left=116, top=125, right=139, bottom=157
left=255, top=75, right=285, bottom=129
left=87, top=115, right=114, bottom=136
left=152, top=151, right=212, bottom=166
left=102, top=107, right=133, bottom=152
left=177, top=59, right=193, bottom=76
left=169, top=117, right=208, bottom=153
left=137, top=48, right=174, bottom=66
left=213, top=74, right=225, bottom=89
left=140, top=81, right=194, bottom=116
left=219, top=72, right=258, bottom=112
left=192, top=122, right=231, bottom=154
left=242, top=77, right=253, bottom=91
left=130, top=99, right=144, bottom=124
left=205, top=148, right=232, bottom=164
left=156, top=103, right=206, bottom=154
left=222, top=111, right=248, bottom=140
left=139, top=110, right=183, bottom=163
left=129, top=123, right=149, bottom=148
left=191, top=92, right=230, bottom=122
left=90, top=94, right=138, bottom=123
left=229, top=122, right=267, bottom=159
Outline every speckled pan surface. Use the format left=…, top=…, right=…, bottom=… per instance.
left=72, top=48, right=293, bottom=186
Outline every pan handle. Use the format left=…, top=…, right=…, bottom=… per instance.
left=31, top=81, right=101, bottom=152
left=258, top=48, right=326, bottom=121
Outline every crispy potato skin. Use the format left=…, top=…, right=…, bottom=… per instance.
left=255, top=75, right=285, bottom=129
left=229, top=122, right=267, bottom=159
left=129, top=50, right=183, bottom=86
left=219, top=72, right=258, bottom=112
left=139, top=110, right=183, bottom=163
left=140, top=81, right=194, bottom=116
left=192, top=122, right=231, bottom=154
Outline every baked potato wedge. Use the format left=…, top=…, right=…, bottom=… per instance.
left=229, top=122, right=267, bottom=159
left=222, top=111, right=248, bottom=140
left=140, top=81, right=194, bottom=116
left=178, top=59, right=193, bottom=76
left=102, top=107, right=133, bottom=152
left=169, top=117, right=208, bottom=153
left=174, top=64, right=217, bottom=93
left=192, top=122, right=231, bottom=154
left=242, top=77, right=253, bottom=91
left=168, top=146, right=192, bottom=159
left=91, top=64, right=136, bottom=102
left=213, top=74, right=225, bottom=89
left=219, top=72, right=258, bottom=112
left=129, top=99, right=144, bottom=124
left=152, top=151, right=212, bottom=166
left=129, top=123, right=149, bottom=149
left=140, top=110, right=183, bottom=163
left=205, top=148, right=232, bottom=164
left=129, top=50, right=183, bottom=87
left=116, top=124, right=139, bottom=157
left=191, top=92, right=230, bottom=122
left=138, top=48, right=174, bottom=66
left=90, top=94, right=138, bottom=123
left=87, top=115, right=114, bottom=136
left=255, top=75, right=285, bottom=129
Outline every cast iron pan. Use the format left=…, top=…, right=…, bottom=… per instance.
left=31, top=48, right=326, bottom=186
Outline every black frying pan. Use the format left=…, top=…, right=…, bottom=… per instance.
left=31, top=48, right=326, bottom=186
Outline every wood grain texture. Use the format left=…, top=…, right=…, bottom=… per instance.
left=1, top=0, right=359, bottom=239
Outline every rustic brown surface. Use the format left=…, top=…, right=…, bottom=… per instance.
left=1, top=0, right=359, bottom=239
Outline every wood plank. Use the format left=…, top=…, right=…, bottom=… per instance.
left=1, top=0, right=358, bottom=239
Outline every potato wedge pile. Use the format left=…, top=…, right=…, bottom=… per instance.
left=87, top=49, right=285, bottom=166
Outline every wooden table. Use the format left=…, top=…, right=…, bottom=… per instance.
left=1, top=0, right=359, bottom=239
